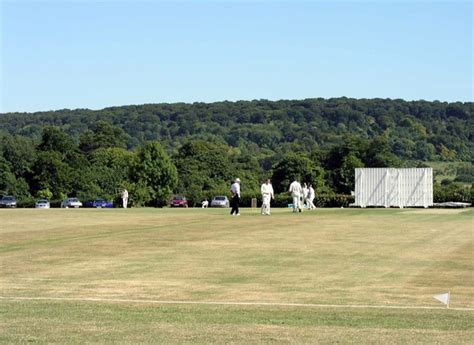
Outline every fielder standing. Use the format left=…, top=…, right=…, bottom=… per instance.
left=121, top=188, right=129, bottom=209
left=260, top=178, right=274, bottom=215
left=308, top=184, right=316, bottom=210
left=302, top=182, right=309, bottom=209
left=288, top=177, right=303, bottom=213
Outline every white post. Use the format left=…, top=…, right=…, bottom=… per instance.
left=423, top=169, right=428, bottom=208
left=398, top=169, right=403, bottom=208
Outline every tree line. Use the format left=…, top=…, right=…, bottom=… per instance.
left=1, top=122, right=472, bottom=207
left=1, top=98, right=472, bottom=161
left=0, top=98, right=472, bottom=206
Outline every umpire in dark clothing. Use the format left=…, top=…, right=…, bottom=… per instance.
left=230, top=178, right=241, bottom=216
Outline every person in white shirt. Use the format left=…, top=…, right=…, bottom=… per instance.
left=230, top=178, right=241, bottom=216
left=308, top=184, right=316, bottom=210
left=260, top=178, right=274, bottom=215
left=121, top=188, right=129, bottom=209
left=302, top=183, right=309, bottom=209
left=201, top=199, right=209, bottom=208
left=288, top=177, right=303, bottom=213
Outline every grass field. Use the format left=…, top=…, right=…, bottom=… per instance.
left=426, top=161, right=472, bottom=184
left=1, top=207, right=473, bottom=343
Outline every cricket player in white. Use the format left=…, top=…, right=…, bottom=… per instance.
left=260, top=179, right=274, bottom=215
left=288, top=178, right=303, bottom=212
left=308, top=184, right=316, bottom=210
left=302, top=183, right=309, bottom=209
left=121, top=188, right=129, bottom=209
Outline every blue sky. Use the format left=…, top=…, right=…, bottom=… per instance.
left=1, top=0, right=472, bottom=113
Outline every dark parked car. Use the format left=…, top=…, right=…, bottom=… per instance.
left=85, top=199, right=113, bottom=208
left=0, top=195, right=17, bottom=208
left=171, top=196, right=188, bottom=208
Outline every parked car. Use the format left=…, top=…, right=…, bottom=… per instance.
left=85, top=199, right=113, bottom=208
left=61, top=197, right=83, bottom=208
left=210, top=196, right=230, bottom=208
left=0, top=195, right=17, bottom=208
left=35, top=199, right=50, bottom=209
left=170, top=195, right=188, bottom=207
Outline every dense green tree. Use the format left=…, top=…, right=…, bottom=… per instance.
left=131, top=141, right=178, bottom=206
left=230, top=152, right=263, bottom=194
left=31, top=151, right=75, bottom=199
left=38, top=126, right=76, bottom=156
left=37, top=188, right=53, bottom=200
left=79, top=121, right=127, bottom=153
left=80, top=148, right=134, bottom=200
left=338, top=153, right=365, bottom=194
left=324, top=135, right=368, bottom=193
left=271, top=153, right=325, bottom=194
left=413, top=141, right=436, bottom=161
left=36, top=127, right=90, bottom=198
left=365, top=134, right=402, bottom=167
left=1, top=134, right=36, bottom=177
left=9, top=177, right=32, bottom=204
left=173, top=140, right=234, bottom=205
left=0, top=157, right=16, bottom=194
left=0, top=157, right=32, bottom=203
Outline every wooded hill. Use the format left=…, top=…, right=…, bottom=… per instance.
left=0, top=98, right=472, bottom=207
left=1, top=98, right=472, bottom=162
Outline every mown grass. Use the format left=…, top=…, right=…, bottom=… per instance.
left=1, top=300, right=473, bottom=344
left=1, top=207, right=473, bottom=343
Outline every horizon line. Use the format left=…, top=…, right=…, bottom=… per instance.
left=1, top=96, right=472, bottom=115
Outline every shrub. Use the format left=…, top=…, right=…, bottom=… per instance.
left=270, top=193, right=354, bottom=208
left=16, top=196, right=36, bottom=208
left=433, top=183, right=473, bottom=204
left=314, top=194, right=354, bottom=207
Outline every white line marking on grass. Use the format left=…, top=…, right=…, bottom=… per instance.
left=1, top=296, right=473, bottom=311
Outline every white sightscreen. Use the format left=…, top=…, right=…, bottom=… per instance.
left=354, top=168, right=433, bottom=208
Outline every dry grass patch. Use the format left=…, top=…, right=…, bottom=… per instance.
left=1, top=208, right=473, bottom=343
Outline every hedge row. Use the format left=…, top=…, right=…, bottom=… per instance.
left=433, top=183, right=473, bottom=204
left=9, top=184, right=473, bottom=208
left=238, top=193, right=354, bottom=208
